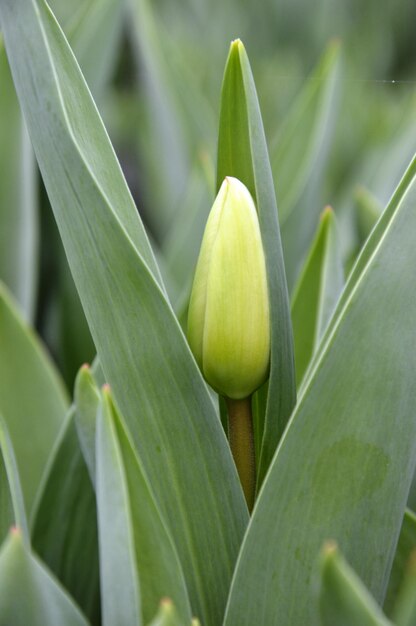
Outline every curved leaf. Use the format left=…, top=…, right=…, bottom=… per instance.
left=224, top=153, right=416, bottom=625
left=74, top=364, right=100, bottom=485
left=216, top=39, right=296, bottom=486
left=0, top=417, right=28, bottom=544
left=0, top=528, right=89, bottom=626
left=272, top=41, right=341, bottom=289
left=0, top=283, right=68, bottom=515
left=0, top=3, right=248, bottom=625
left=0, top=42, right=37, bottom=321
left=291, top=207, right=344, bottom=386
left=319, top=543, right=392, bottom=626
left=391, top=551, right=416, bottom=626
left=385, top=510, right=416, bottom=617
left=97, top=388, right=192, bottom=625
left=32, top=410, right=100, bottom=625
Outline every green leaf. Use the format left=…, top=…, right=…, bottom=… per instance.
left=0, top=41, right=38, bottom=321
left=216, top=39, right=296, bottom=486
left=319, top=542, right=392, bottom=626
left=64, top=0, right=124, bottom=99
left=0, top=417, right=28, bottom=544
left=271, top=41, right=341, bottom=289
left=96, top=388, right=192, bottom=625
left=0, top=283, right=68, bottom=516
left=223, top=152, right=416, bottom=625
left=74, top=364, right=100, bottom=485
left=344, top=187, right=382, bottom=276
left=291, top=207, right=344, bottom=386
left=0, top=3, right=248, bottom=625
left=0, top=528, right=89, bottom=626
left=391, top=551, right=416, bottom=626
left=354, top=186, right=382, bottom=245
left=307, top=154, right=416, bottom=382
left=32, top=410, right=100, bottom=625
left=162, top=161, right=213, bottom=310
left=127, top=0, right=190, bottom=235
left=385, top=509, right=416, bottom=617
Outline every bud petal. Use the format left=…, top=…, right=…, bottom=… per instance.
left=188, top=176, right=270, bottom=399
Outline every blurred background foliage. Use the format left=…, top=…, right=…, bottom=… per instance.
left=0, top=0, right=415, bottom=388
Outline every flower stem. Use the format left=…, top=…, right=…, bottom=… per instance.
left=226, top=396, right=256, bottom=512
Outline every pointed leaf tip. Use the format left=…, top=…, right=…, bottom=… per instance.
left=10, top=526, right=21, bottom=538
left=321, top=206, right=334, bottom=219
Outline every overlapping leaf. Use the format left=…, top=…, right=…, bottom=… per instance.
left=385, top=510, right=416, bottom=617
left=0, top=3, right=248, bottom=625
left=0, top=43, right=37, bottom=321
left=271, top=41, right=341, bottom=289
left=0, top=417, right=28, bottom=544
left=291, top=207, right=344, bottom=386
left=224, top=153, right=416, bottom=625
left=319, top=543, right=392, bottom=626
left=96, top=389, right=192, bottom=625
left=0, top=283, right=68, bottom=516
left=217, top=39, right=296, bottom=485
left=32, top=410, right=100, bottom=625
left=0, top=529, right=89, bottom=626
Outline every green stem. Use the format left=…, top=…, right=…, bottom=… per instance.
left=226, top=396, right=256, bottom=512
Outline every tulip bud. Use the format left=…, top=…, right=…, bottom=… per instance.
left=188, top=176, right=270, bottom=399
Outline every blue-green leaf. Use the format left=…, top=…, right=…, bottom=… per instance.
left=96, top=388, right=192, bottom=625
left=0, top=4, right=248, bottom=624
left=216, top=39, right=296, bottom=486
left=0, top=528, right=89, bottom=626
left=319, top=542, right=392, bottom=626
left=224, top=153, right=416, bottom=625
left=0, top=283, right=68, bottom=516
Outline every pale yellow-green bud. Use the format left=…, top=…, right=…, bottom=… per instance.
left=188, top=176, right=270, bottom=399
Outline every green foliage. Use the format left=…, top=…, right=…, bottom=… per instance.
left=0, top=0, right=415, bottom=625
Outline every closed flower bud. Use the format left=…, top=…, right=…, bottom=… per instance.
left=188, top=176, right=270, bottom=399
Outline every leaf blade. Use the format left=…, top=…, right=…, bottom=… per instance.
left=224, top=154, right=416, bottom=625
left=0, top=283, right=68, bottom=515
left=0, top=3, right=248, bottom=624
left=216, top=40, right=296, bottom=486
left=97, top=388, right=192, bottom=625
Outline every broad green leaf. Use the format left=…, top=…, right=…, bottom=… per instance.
left=319, top=542, right=392, bottom=626
left=216, top=39, right=296, bottom=486
left=96, top=388, right=192, bottom=625
left=0, top=3, right=248, bottom=625
left=291, top=207, right=344, bottom=386
left=32, top=410, right=100, bottom=625
left=74, top=364, right=100, bottom=485
left=272, top=41, right=341, bottom=290
left=0, top=417, right=28, bottom=544
left=0, top=528, right=89, bottom=626
left=0, top=282, right=68, bottom=515
left=391, top=551, right=416, bottom=626
left=223, top=153, right=416, bottom=626
left=0, top=42, right=38, bottom=321
left=385, top=510, right=416, bottom=617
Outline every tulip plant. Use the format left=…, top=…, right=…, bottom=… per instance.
left=1, top=1, right=416, bottom=626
